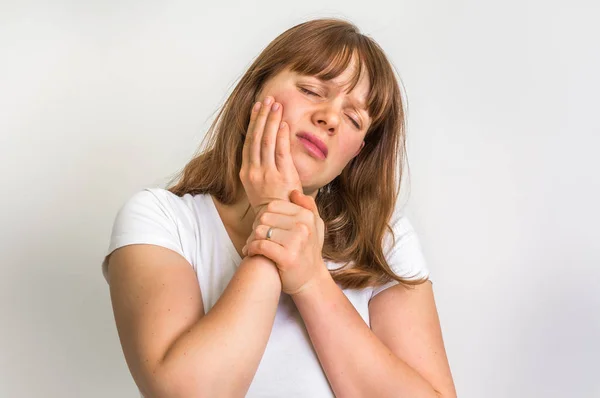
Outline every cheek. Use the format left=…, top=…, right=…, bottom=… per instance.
left=270, top=90, right=302, bottom=120
left=338, top=139, right=363, bottom=161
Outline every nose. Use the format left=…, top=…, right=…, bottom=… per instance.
left=314, top=104, right=341, bottom=135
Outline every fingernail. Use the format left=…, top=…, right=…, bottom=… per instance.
left=253, top=102, right=261, bottom=112
left=272, top=102, right=280, bottom=111
left=264, top=97, right=273, bottom=106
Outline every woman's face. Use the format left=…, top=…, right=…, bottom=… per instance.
left=255, top=62, right=372, bottom=196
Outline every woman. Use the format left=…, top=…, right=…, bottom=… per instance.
left=102, top=18, right=457, bottom=397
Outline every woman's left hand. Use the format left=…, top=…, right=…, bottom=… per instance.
left=242, top=189, right=329, bottom=296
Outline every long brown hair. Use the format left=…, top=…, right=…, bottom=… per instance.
left=167, top=18, right=428, bottom=289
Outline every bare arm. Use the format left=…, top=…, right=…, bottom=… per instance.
left=107, top=244, right=281, bottom=398
left=292, top=273, right=455, bottom=398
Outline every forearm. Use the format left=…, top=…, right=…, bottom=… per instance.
left=159, top=255, right=281, bottom=397
left=292, top=273, right=438, bottom=398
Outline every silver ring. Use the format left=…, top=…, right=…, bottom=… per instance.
left=266, top=227, right=274, bottom=240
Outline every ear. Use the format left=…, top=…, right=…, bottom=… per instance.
left=353, top=141, right=365, bottom=157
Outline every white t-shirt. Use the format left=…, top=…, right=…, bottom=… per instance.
left=102, top=188, right=431, bottom=397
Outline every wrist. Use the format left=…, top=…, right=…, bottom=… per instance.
left=240, top=255, right=282, bottom=290
left=290, top=262, right=331, bottom=299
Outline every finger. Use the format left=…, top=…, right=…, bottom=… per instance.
left=242, top=100, right=262, bottom=169
left=245, top=229, right=256, bottom=246
left=250, top=96, right=274, bottom=167
left=253, top=212, right=297, bottom=231
left=290, top=189, right=318, bottom=214
left=243, top=224, right=287, bottom=257
left=243, top=101, right=262, bottom=169
left=252, top=200, right=304, bottom=230
left=260, top=101, right=282, bottom=168
left=246, top=239, right=286, bottom=265
left=265, top=199, right=304, bottom=216
left=251, top=224, right=294, bottom=247
left=275, top=119, right=296, bottom=174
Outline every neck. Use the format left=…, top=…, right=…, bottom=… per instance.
left=213, top=187, right=319, bottom=240
left=212, top=192, right=256, bottom=240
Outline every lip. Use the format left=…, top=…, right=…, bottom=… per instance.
left=296, top=131, right=328, bottom=158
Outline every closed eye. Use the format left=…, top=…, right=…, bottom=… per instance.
left=299, top=87, right=361, bottom=129
left=299, top=87, right=318, bottom=96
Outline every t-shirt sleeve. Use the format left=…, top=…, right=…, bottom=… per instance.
left=370, top=213, right=431, bottom=299
left=101, top=188, right=187, bottom=283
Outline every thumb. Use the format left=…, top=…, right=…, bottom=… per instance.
left=290, top=189, right=317, bottom=213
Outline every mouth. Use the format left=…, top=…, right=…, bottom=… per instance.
left=296, top=131, right=328, bottom=159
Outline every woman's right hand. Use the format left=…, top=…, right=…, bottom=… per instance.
left=240, top=96, right=302, bottom=215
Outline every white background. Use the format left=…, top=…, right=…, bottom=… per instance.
left=1, top=1, right=598, bottom=397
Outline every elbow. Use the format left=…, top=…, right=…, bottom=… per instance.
left=143, top=364, right=245, bottom=398
left=433, top=388, right=457, bottom=398
left=132, top=362, right=203, bottom=398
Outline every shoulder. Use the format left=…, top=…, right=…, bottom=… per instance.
left=124, top=187, right=186, bottom=210
left=102, top=188, right=203, bottom=282
left=371, top=209, right=431, bottom=298
left=382, top=207, right=423, bottom=257
left=385, top=207, right=417, bottom=247
left=118, top=188, right=199, bottom=225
